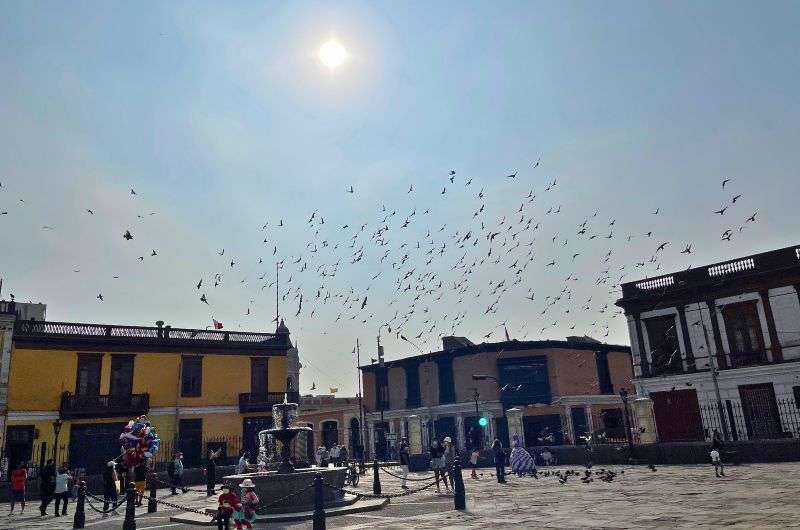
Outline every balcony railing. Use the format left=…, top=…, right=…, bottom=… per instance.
left=14, top=320, right=288, bottom=351
left=60, top=391, right=150, bottom=420
left=729, top=350, right=769, bottom=369
left=239, top=392, right=300, bottom=413
left=620, top=244, right=800, bottom=300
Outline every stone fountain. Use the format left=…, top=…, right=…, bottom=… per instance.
left=222, top=395, right=353, bottom=515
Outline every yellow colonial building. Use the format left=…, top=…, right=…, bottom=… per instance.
left=0, top=301, right=295, bottom=475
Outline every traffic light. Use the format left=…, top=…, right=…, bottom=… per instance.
left=478, top=417, right=489, bottom=427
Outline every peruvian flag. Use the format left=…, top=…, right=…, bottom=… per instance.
left=212, top=319, right=224, bottom=330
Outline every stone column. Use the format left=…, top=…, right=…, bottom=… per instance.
left=506, top=407, right=525, bottom=446
left=633, top=397, right=658, bottom=444
left=407, top=415, right=423, bottom=454
left=455, top=415, right=465, bottom=450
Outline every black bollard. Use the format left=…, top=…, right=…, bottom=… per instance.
left=73, top=481, right=86, bottom=529
left=147, top=475, right=157, bottom=513
left=312, top=472, right=326, bottom=530
left=452, top=460, right=466, bottom=510
left=122, top=482, right=137, bottom=530
left=372, top=459, right=381, bottom=496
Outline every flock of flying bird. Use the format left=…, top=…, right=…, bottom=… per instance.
left=0, top=167, right=761, bottom=383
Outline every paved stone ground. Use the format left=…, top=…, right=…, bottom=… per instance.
left=0, top=463, right=798, bottom=529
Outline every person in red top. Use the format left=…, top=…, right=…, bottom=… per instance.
left=215, top=485, right=240, bottom=530
left=9, top=463, right=28, bottom=514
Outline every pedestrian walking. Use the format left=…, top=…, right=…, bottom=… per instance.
left=53, top=465, right=72, bottom=516
left=39, top=458, right=56, bottom=516
left=329, top=442, right=341, bottom=467
left=492, top=438, right=507, bottom=484
left=509, top=434, right=536, bottom=476
left=133, top=461, right=148, bottom=506
left=206, top=447, right=222, bottom=496
left=170, top=452, right=188, bottom=494
left=8, top=462, right=28, bottom=515
left=398, top=437, right=410, bottom=489
left=710, top=429, right=726, bottom=477
left=236, top=451, right=249, bottom=475
left=102, top=460, right=120, bottom=516
left=442, top=437, right=457, bottom=490
left=234, top=478, right=259, bottom=530
left=470, top=447, right=480, bottom=479
left=429, top=440, right=449, bottom=493
left=314, top=445, right=327, bottom=467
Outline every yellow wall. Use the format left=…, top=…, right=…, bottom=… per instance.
left=8, top=347, right=288, bottom=410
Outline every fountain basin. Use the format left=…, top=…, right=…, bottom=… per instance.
left=223, top=467, right=349, bottom=514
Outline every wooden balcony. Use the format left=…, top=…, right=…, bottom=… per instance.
left=239, top=392, right=300, bottom=413
left=60, top=391, right=150, bottom=420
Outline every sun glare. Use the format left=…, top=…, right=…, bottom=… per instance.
left=318, top=40, right=348, bottom=70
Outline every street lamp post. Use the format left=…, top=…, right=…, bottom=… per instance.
left=619, top=388, right=635, bottom=462
left=472, top=374, right=509, bottom=444
left=472, top=388, right=481, bottom=450
left=52, top=418, right=63, bottom=465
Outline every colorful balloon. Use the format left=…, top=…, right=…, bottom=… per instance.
left=119, top=415, right=160, bottom=468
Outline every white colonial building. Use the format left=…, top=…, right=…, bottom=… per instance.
left=616, top=245, right=800, bottom=442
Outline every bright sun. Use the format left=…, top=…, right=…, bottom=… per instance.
left=318, top=40, right=348, bottom=69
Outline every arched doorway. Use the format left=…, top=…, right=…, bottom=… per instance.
left=321, top=420, right=339, bottom=448
left=348, top=418, right=361, bottom=456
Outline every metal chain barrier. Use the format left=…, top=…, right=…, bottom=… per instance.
left=150, top=495, right=214, bottom=518
left=323, top=477, right=440, bottom=499
left=379, top=466, right=438, bottom=482
left=84, top=493, right=122, bottom=515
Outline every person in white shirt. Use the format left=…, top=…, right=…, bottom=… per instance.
left=236, top=452, right=249, bottom=474
left=329, top=443, right=341, bottom=467
left=53, top=466, right=72, bottom=517
left=314, top=445, right=326, bottom=467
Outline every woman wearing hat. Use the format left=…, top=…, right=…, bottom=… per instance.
left=442, top=437, right=457, bottom=492
left=233, top=478, right=259, bottom=530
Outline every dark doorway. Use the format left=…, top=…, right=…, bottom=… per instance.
left=374, top=421, right=389, bottom=460
left=494, top=416, right=509, bottom=447
left=524, top=414, right=564, bottom=446
left=739, top=383, right=782, bottom=439
left=251, top=358, right=268, bottom=396
left=433, top=416, right=457, bottom=446
left=463, top=416, right=482, bottom=450
left=650, top=389, right=704, bottom=441
left=110, top=355, right=134, bottom=396
left=69, top=423, right=125, bottom=475
left=178, top=419, right=203, bottom=468
left=76, top=353, right=102, bottom=396
left=321, top=421, right=338, bottom=449
left=348, top=418, right=361, bottom=456
left=5, top=425, right=35, bottom=473
left=570, top=408, right=589, bottom=444
left=243, top=416, right=273, bottom=456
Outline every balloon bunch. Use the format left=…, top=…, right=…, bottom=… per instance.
left=119, top=415, right=160, bottom=468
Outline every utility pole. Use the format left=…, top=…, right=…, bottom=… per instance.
left=376, top=333, right=386, bottom=461
left=275, top=262, right=280, bottom=331
left=697, top=302, right=730, bottom=440
left=356, top=338, right=365, bottom=470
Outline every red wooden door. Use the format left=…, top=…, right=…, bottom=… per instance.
left=650, top=389, right=704, bottom=442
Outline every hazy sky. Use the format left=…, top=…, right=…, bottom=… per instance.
left=1, top=1, right=799, bottom=395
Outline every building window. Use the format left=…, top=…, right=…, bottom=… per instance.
left=376, top=367, right=389, bottom=410
left=600, top=409, right=625, bottom=439
left=109, top=355, right=134, bottom=396
left=497, top=356, right=550, bottom=407
left=437, top=357, right=455, bottom=405
left=722, top=301, right=766, bottom=367
left=181, top=356, right=203, bottom=397
left=76, top=353, right=102, bottom=396
left=595, top=350, right=614, bottom=394
left=405, top=364, right=421, bottom=408
left=250, top=357, right=268, bottom=395
left=644, top=315, right=683, bottom=375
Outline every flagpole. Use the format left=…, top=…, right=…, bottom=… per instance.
left=356, top=338, right=365, bottom=469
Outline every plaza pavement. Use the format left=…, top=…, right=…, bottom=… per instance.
left=0, top=462, right=799, bottom=529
